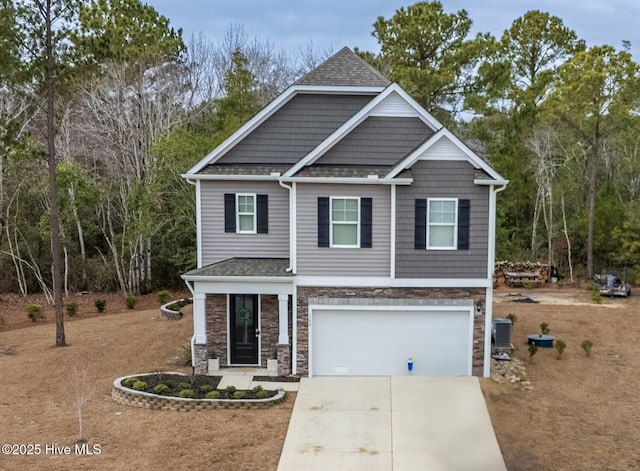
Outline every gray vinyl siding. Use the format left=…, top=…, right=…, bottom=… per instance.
left=200, top=181, right=289, bottom=265
left=395, top=160, right=489, bottom=278
left=297, top=184, right=390, bottom=276
left=314, top=117, right=432, bottom=166
left=216, top=94, right=373, bottom=165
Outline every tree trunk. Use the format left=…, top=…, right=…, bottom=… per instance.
left=586, top=135, right=599, bottom=280
left=44, top=0, right=65, bottom=346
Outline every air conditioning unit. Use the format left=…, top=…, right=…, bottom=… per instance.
left=492, top=318, right=513, bottom=350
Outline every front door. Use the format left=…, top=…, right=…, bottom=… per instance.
left=230, top=294, right=259, bottom=364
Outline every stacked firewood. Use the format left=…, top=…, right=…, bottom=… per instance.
left=494, top=261, right=550, bottom=285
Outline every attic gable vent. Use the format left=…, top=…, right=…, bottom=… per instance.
left=370, top=92, right=418, bottom=117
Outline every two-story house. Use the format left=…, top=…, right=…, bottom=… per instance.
left=182, top=48, right=507, bottom=378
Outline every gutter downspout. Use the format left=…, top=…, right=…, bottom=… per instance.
left=278, top=179, right=296, bottom=273
left=484, top=182, right=508, bottom=377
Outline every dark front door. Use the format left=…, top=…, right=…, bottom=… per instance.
left=230, top=294, right=259, bottom=364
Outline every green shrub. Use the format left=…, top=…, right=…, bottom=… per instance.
left=232, top=390, right=246, bottom=400
left=132, top=380, right=147, bottom=391
left=581, top=340, right=593, bottom=357
left=156, top=290, right=171, bottom=305
left=179, top=382, right=192, bottom=390
left=252, top=385, right=264, bottom=393
left=591, top=289, right=602, bottom=304
left=528, top=343, right=538, bottom=362
left=178, top=388, right=195, bottom=398
left=205, top=390, right=221, bottom=400
left=555, top=339, right=567, bottom=359
left=94, top=298, right=107, bottom=313
left=123, top=377, right=139, bottom=387
left=540, top=322, right=550, bottom=335
left=153, top=383, right=171, bottom=395
left=225, top=385, right=236, bottom=394
left=506, top=313, right=517, bottom=327
left=182, top=344, right=192, bottom=365
left=125, top=296, right=137, bottom=309
left=199, top=384, right=213, bottom=393
left=65, top=301, right=79, bottom=317
left=26, top=303, right=43, bottom=322
left=255, top=390, right=270, bottom=399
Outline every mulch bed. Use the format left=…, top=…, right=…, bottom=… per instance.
left=253, top=375, right=301, bottom=382
left=121, top=373, right=279, bottom=399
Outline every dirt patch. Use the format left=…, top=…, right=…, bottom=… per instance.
left=0, top=299, right=294, bottom=470
left=482, top=286, right=640, bottom=471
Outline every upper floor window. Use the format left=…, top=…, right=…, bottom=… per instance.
left=224, top=193, right=268, bottom=234
left=237, top=194, right=256, bottom=233
left=428, top=198, right=457, bottom=249
left=415, top=198, right=469, bottom=251
left=318, top=196, right=372, bottom=248
left=331, top=197, right=360, bottom=247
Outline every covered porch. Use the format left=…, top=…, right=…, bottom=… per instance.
left=182, top=258, right=295, bottom=376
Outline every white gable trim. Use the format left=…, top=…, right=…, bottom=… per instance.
left=284, top=84, right=443, bottom=177
left=385, top=128, right=505, bottom=181
left=186, top=85, right=383, bottom=175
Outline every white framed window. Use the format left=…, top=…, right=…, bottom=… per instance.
left=236, top=194, right=256, bottom=233
left=330, top=197, right=360, bottom=247
left=427, top=198, right=457, bottom=250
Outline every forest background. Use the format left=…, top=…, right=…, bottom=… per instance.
left=1, top=0, right=639, bottom=305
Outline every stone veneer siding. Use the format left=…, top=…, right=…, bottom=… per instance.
left=203, top=294, right=292, bottom=373
left=296, top=286, right=486, bottom=377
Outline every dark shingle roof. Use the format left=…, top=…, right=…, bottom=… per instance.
left=294, top=47, right=391, bottom=87
left=294, top=166, right=391, bottom=178
left=183, top=258, right=293, bottom=278
left=199, top=164, right=290, bottom=175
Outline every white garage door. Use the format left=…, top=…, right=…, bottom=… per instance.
left=310, top=307, right=472, bottom=376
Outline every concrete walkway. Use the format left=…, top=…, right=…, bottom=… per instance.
left=277, top=376, right=507, bottom=471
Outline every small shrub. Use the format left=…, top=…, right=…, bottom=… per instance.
left=132, top=380, right=147, bottom=391
left=65, top=301, right=79, bottom=317
left=205, top=390, right=221, bottom=400
left=540, top=322, right=550, bottom=335
left=524, top=281, right=536, bottom=290
left=179, top=382, right=192, bottom=390
left=591, top=289, right=602, bottom=304
left=125, top=296, right=137, bottom=309
left=156, top=290, right=171, bottom=305
left=528, top=343, right=538, bottom=362
left=153, top=383, right=171, bottom=395
left=506, top=313, right=517, bottom=328
left=94, top=298, right=107, bottom=313
left=581, top=340, right=593, bottom=357
left=26, top=303, right=43, bottom=322
left=199, top=384, right=213, bottom=393
left=122, top=377, right=139, bottom=387
left=555, top=339, right=567, bottom=359
left=182, top=344, right=192, bottom=365
left=255, top=390, right=270, bottom=399
left=252, top=385, right=264, bottom=393
left=225, top=385, right=237, bottom=394
left=232, top=390, right=247, bottom=400
left=178, top=388, right=195, bottom=398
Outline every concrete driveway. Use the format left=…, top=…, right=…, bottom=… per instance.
left=277, top=376, right=507, bottom=471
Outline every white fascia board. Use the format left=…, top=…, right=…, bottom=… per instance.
left=284, top=84, right=428, bottom=177
left=185, top=87, right=299, bottom=175
left=386, top=128, right=506, bottom=181
left=181, top=173, right=282, bottom=181
left=185, top=279, right=294, bottom=296
left=280, top=176, right=413, bottom=185
left=181, top=275, right=294, bottom=284
left=474, top=179, right=510, bottom=186
left=295, top=276, right=492, bottom=288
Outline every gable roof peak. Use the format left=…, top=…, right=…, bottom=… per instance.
left=294, top=47, right=391, bottom=88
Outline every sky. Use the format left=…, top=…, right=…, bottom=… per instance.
left=144, top=0, right=640, bottom=61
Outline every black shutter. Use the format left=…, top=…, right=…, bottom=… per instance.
left=458, top=199, right=470, bottom=250
left=257, top=194, right=268, bottom=233
left=317, top=197, right=329, bottom=247
left=360, top=198, right=372, bottom=248
left=224, top=193, right=236, bottom=233
left=415, top=199, right=427, bottom=249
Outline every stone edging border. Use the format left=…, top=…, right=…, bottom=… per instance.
left=159, top=298, right=193, bottom=320
left=112, top=373, right=286, bottom=411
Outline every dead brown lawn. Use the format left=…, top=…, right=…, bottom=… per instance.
left=482, top=286, right=640, bottom=471
left=1, top=287, right=639, bottom=470
left=0, top=299, right=294, bottom=471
